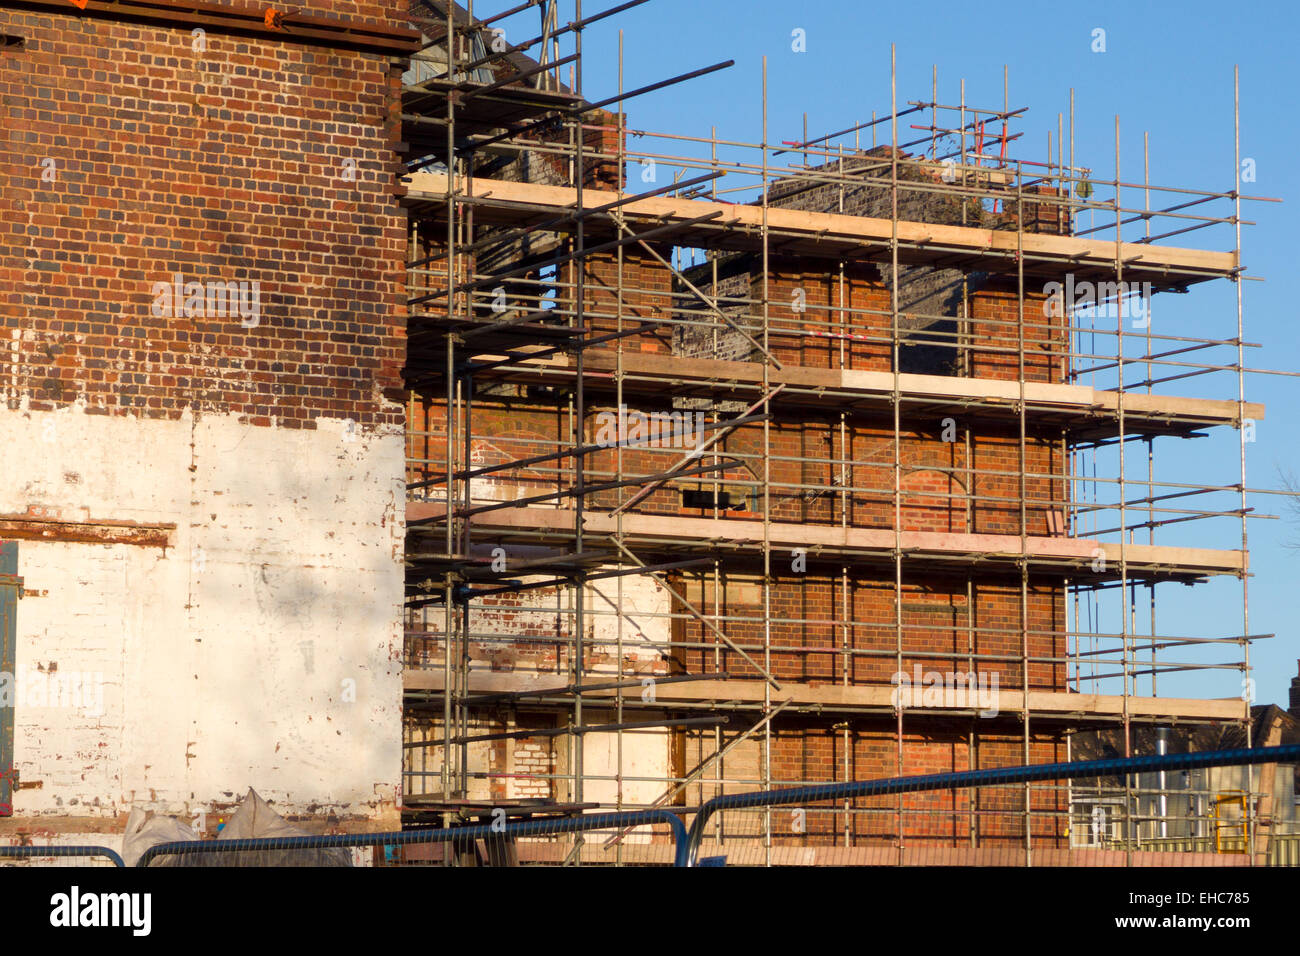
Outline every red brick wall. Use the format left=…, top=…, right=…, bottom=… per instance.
left=669, top=571, right=1064, bottom=690
left=970, top=281, right=1066, bottom=383
left=582, top=247, right=675, bottom=351
left=0, top=9, right=406, bottom=428
left=689, top=259, right=1068, bottom=379
left=762, top=724, right=1066, bottom=849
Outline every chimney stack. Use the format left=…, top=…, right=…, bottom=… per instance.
left=1290, top=660, right=1300, bottom=718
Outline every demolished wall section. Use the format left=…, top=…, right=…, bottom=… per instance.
left=0, top=7, right=412, bottom=835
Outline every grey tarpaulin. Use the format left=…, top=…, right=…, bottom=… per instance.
left=187, top=788, right=353, bottom=867
left=129, top=789, right=353, bottom=866
left=121, top=807, right=199, bottom=868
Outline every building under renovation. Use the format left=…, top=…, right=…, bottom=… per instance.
left=0, top=0, right=1292, bottom=865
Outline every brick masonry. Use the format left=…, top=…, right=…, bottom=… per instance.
left=0, top=7, right=407, bottom=429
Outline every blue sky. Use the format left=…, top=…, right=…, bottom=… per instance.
left=493, top=0, right=1300, bottom=707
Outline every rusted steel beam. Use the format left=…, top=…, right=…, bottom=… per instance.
left=0, top=515, right=174, bottom=549
left=3, top=0, right=421, bottom=56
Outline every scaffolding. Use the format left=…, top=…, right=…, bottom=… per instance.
left=396, top=0, right=1292, bottom=865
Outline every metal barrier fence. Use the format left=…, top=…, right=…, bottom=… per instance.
left=4, top=745, right=1296, bottom=867
left=136, top=808, right=686, bottom=867
left=682, top=743, right=1300, bottom=866
left=1121, top=834, right=1300, bottom=866
left=0, top=845, right=125, bottom=867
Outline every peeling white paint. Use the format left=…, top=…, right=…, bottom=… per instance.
left=0, top=406, right=405, bottom=827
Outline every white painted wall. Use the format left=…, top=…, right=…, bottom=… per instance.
left=0, top=404, right=405, bottom=827
left=580, top=574, right=673, bottom=816
left=586, top=573, right=671, bottom=673
left=582, top=719, right=670, bottom=814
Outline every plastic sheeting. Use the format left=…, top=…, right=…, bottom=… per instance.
left=127, top=789, right=353, bottom=867
left=121, top=808, right=199, bottom=868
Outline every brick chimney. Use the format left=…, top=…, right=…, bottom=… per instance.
left=1291, top=660, right=1300, bottom=718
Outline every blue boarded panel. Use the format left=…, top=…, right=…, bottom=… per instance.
left=0, top=541, right=16, bottom=816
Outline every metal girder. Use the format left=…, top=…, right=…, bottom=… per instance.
left=0, top=541, right=20, bottom=817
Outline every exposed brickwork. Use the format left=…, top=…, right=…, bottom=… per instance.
left=763, top=724, right=1066, bottom=848
left=668, top=571, right=1064, bottom=689
left=0, top=10, right=407, bottom=428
